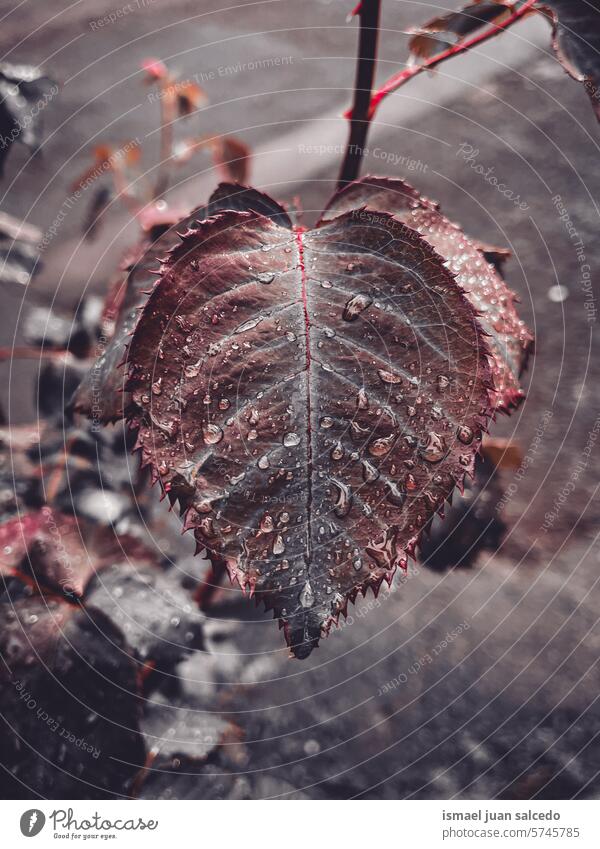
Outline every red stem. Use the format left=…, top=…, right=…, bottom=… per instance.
left=296, top=228, right=314, bottom=558
left=367, top=0, right=538, bottom=118
left=337, top=0, right=382, bottom=187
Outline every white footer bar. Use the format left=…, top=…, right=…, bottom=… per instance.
left=2, top=799, right=598, bottom=847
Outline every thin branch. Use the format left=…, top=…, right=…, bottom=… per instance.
left=154, top=81, right=177, bottom=198
left=367, top=0, right=538, bottom=118
left=45, top=434, right=88, bottom=504
left=337, top=0, right=382, bottom=188
left=109, top=154, right=143, bottom=217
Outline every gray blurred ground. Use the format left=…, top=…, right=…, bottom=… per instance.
left=2, top=0, right=600, bottom=799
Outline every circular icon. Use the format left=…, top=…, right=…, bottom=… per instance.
left=19, top=810, right=46, bottom=837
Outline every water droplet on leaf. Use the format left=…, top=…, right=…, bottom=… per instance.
left=203, top=423, right=223, bottom=445
left=299, top=580, right=314, bottom=608
left=362, top=460, right=379, bottom=483
left=377, top=369, right=402, bottom=385
left=330, top=442, right=344, bottom=461
left=419, top=432, right=446, bottom=462
left=235, top=317, right=262, bottom=334
left=343, top=293, right=372, bottom=321
left=386, top=481, right=406, bottom=507
left=457, top=425, right=474, bottom=444
left=369, top=434, right=395, bottom=456
left=331, top=478, right=352, bottom=517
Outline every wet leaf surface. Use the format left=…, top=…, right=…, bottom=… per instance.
left=72, top=184, right=290, bottom=422
left=321, top=176, right=533, bottom=410
left=0, top=508, right=156, bottom=598
left=0, top=508, right=204, bottom=675
left=118, top=185, right=494, bottom=657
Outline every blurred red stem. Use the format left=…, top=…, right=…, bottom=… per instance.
left=155, top=79, right=176, bottom=198
left=0, top=347, right=72, bottom=362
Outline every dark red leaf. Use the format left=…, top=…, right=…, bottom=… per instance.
left=408, top=1, right=513, bottom=62
left=115, top=186, right=493, bottom=657
left=21, top=511, right=95, bottom=596
left=537, top=1, right=600, bottom=121
left=369, top=1, right=600, bottom=123
left=320, top=176, right=533, bottom=411
left=72, top=185, right=290, bottom=423
left=0, top=512, right=44, bottom=573
left=0, top=508, right=157, bottom=598
left=1, top=507, right=206, bottom=700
